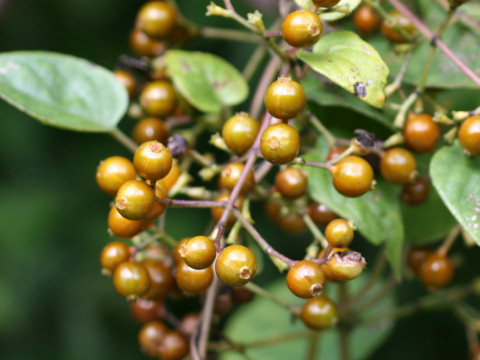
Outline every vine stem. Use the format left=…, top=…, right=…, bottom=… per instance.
left=387, top=0, right=480, bottom=87
left=303, top=213, right=328, bottom=248
left=198, top=276, right=219, bottom=358
left=109, top=128, right=138, bottom=153
left=339, top=283, right=350, bottom=360
left=250, top=55, right=281, bottom=119
left=213, top=113, right=271, bottom=251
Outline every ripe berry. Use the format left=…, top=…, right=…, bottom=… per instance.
left=325, top=250, right=367, bottom=282
left=264, top=77, right=306, bottom=120
left=140, top=81, right=177, bottom=118
left=160, top=160, right=181, bottom=190
left=113, top=70, right=136, bottom=99
left=327, top=146, right=347, bottom=161
left=215, top=245, right=257, bottom=287
left=175, top=261, right=214, bottom=295
left=381, top=10, right=417, bottom=43
left=108, top=206, right=147, bottom=238
left=134, top=140, right=173, bottom=181
left=318, top=247, right=347, bottom=282
left=130, top=299, right=164, bottom=323
left=178, top=235, right=216, bottom=270
left=275, top=167, right=308, bottom=200
left=286, top=260, right=325, bottom=298
left=133, top=117, right=169, bottom=145
left=218, top=163, right=255, bottom=194
left=129, top=28, right=165, bottom=57
left=178, top=313, right=200, bottom=337
left=138, top=320, right=169, bottom=358
left=136, top=1, right=177, bottom=39
left=301, top=295, right=338, bottom=330
left=325, top=219, right=356, bottom=248
left=401, top=177, right=430, bottom=206
left=214, top=291, right=234, bottom=315
left=308, top=202, right=338, bottom=227
left=380, top=148, right=417, bottom=185
left=260, top=123, right=300, bottom=165
left=233, top=287, right=255, bottom=304
left=418, top=252, right=454, bottom=289
left=458, top=115, right=480, bottom=156
left=172, top=238, right=190, bottom=266
left=158, top=331, right=189, bottom=360
left=222, top=112, right=260, bottom=155
left=115, top=180, right=156, bottom=220
left=353, top=4, right=380, bottom=34
left=142, top=259, right=174, bottom=300
left=113, top=261, right=151, bottom=299
left=330, top=156, right=375, bottom=197
left=281, top=10, right=323, bottom=48
left=145, top=183, right=166, bottom=220
left=279, top=212, right=306, bottom=233
left=403, top=113, right=440, bottom=153
left=96, top=156, right=136, bottom=197
left=312, top=0, right=341, bottom=8
left=211, top=193, right=244, bottom=228
left=100, top=241, right=132, bottom=275
left=265, top=199, right=282, bottom=222
left=407, top=247, right=431, bottom=274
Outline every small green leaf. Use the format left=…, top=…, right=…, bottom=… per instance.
left=294, top=0, right=361, bottom=21
left=304, top=139, right=403, bottom=278
left=221, top=275, right=394, bottom=360
left=165, top=50, right=248, bottom=114
left=302, top=72, right=394, bottom=130
left=402, top=183, right=457, bottom=245
left=0, top=51, right=128, bottom=132
left=298, top=31, right=389, bottom=108
left=431, top=142, right=480, bottom=244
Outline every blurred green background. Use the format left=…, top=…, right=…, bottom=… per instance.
left=0, top=1, right=478, bottom=359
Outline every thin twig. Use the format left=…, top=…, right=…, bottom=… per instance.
left=387, top=0, right=480, bottom=87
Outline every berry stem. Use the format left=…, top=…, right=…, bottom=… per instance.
left=303, top=213, right=329, bottom=248
left=244, top=282, right=301, bottom=315
left=360, top=284, right=472, bottom=325
left=243, top=45, right=267, bottom=82
left=199, top=27, right=259, bottom=43
left=231, top=207, right=297, bottom=268
left=198, top=276, right=220, bottom=358
left=309, top=115, right=337, bottom=148
left=109, top=127, right=138, bottom=153
left=437, top=224, right=461, bottom=257
left=307, top=332, right=319, bottom=360
left=387, top=0, right=480, bottom=87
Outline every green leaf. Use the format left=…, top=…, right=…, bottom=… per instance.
left=0, top=51, right=128, bottom=132
left=294, top=0, right=361, bottom=21
left=430, top=142, right=480, bottom=244
left=304, top=139, right=404, bottom=278
left=302, top=72, right=394, bottom=130
left=165, top=50, right=248, bottom=114
left=402, top=184, right=457, bottom=245
left=369, top=0, right=480, bottom=89
left=221, top=275, right=394, bottom=360
left=298, top=31, right=389, bottom=108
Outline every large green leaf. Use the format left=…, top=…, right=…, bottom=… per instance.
left=402, top=184, right=457, bottom=245
left=304, top=139, right=404, bottom=278
left=221, top=275, right=394, bottom=360
left=298, top=31, right=389, bottom=109
left=294, top=0, right=361, bottom=21
left=165, top=50, right=248, bottom=114
left=301, top=72, right=394, bottom=130
left=0, top=51, right=128, bottom=132
left=431, top=142, right=480, bottom=244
